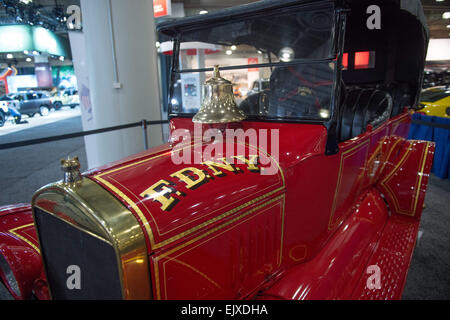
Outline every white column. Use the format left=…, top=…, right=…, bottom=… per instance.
left=78, top=0, right=163, bottom=168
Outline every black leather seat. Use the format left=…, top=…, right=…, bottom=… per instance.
left=340, top=88, right=364, bottom=141
left=364, top=90, right=393, bottom=129
left=389, top=83, right=411, bottom=117
left=339, top=88, right=393, bottom=142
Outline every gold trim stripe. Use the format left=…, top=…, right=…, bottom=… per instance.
left=95, top=175, right=156, bottom=246
left=9, top=223, right=40, bottom=254
left=377, top=138, right=402, bottom=176
left=94, top=141, right=285, bottom=251
left=328, top=139, right=370, bottom=230
left=380, top=141, right=431, bottom=216
left=154, top=194, right=285, bottom=299
left=379, top=143, right=413, bottom=214
left=169, top=258, right=222, bottom=289
left=413, top=143, right=430, bottom=214
left=108, top=161, right=282, bottom=238
left=155, top=187, right=284, bottom=249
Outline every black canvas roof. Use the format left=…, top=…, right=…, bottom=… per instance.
left=157, top=0, right=428, bottom=38
left=157, top=0, right=330, bottom=36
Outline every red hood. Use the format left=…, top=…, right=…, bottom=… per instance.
left=89, top=140, right=285, bottom=253
left=88, top=120, right=328, bottom=254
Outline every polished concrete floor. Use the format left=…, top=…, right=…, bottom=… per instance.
left=0, top=109, right=87, bottom=206
left=0, top=114, right=449, bottom=299
left=402, top=174, right=450, bottom=299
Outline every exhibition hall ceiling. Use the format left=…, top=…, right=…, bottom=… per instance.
left=176, top=0, right=450, bottom=39
left=0, top=0, right=448, bottom=38
left=422, top=0, right=450, bottom=38
left=0, top=0, right=80, bottom=33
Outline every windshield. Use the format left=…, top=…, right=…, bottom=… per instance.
left=169, top=4, right=336, bottom=121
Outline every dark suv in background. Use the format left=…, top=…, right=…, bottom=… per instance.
left=8, top=91, right=53, bottom=117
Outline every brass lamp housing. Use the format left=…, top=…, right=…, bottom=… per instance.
left=192, top=65, right=246, bottom=124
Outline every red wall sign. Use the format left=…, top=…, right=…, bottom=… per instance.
left=248, top=57, right=259, bottom=72
left=153, top=0, right=172, bottom=18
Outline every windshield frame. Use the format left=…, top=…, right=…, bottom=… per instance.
left=166, top=1, right=342, bottom=126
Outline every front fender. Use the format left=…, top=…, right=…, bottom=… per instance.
left=0, top=204, right=48, bottom=299
left=258, top=189, right=388, bottom=300
left=377, top=138, right=435, bottom=219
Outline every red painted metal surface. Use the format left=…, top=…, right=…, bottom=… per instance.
left=352, top=215, right=420, bottom=300
left=0, top=110, right=435, bottom=300
left=258, top=188, right=389, bottom=300
left=89, top=120, right=327, bottom=255
left=377, top=139, right=435, bottom=220
left=0, top=204, right=48, bottom=299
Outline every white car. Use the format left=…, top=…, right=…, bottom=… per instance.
left=0, top=95, right=21, bottom=127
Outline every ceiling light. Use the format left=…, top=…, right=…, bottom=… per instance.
left=199, top=10, right=208, bottom=14
left=319, top=109, right=330, bottom=119
left=279, top=47, right=295, bottom=62
left=443, top=12, right=450, bottom=19
left=231, top=45, right=237, bottom=51
left=59, top=56, right=65, bottom=61
left=257, top=50, right=262, bottom=54
left=32, top=50, right=39, bottom=55
left=23, top=50, right=29, bottom=54
left=6, top=54, right=13, bottom=59
left=226, top=50, right=232, bottom=55
left=447, top=25, right=450, bottom=28
left=26, top=57, right=32, bottom=62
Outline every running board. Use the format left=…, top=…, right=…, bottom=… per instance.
left=351, top=215, right=420, bottom=300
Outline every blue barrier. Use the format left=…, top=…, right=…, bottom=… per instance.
left=408, top=113, right=450, bottom=180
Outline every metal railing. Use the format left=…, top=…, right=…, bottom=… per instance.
left=0, top=118, right=447, bottom=152
left=0, top=119, right=169, bottom=151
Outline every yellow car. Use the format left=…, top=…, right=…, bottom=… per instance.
left=416, top=86, right=450, bottom=118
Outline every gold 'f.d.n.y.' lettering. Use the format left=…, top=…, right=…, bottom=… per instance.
left=201, top=158, right=241, bottom=177
left=140, top=179, right=181, bottom=211
left=232, top=155, right=260, bottom=172
left=170, top=167, right=210, bottom=190
left=140, top=155, right=263, bottom=212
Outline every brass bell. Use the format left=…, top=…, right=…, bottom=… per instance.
left=193, top=65, right=246, bottom=124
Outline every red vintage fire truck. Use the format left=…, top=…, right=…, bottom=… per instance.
left=0, top=0, right=434, bottom=300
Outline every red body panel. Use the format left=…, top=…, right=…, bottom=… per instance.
left=86, top=112, right=433, bottom=299
left=88, top=121, right=328, bottom=254
left=0, top=111, right=435, bottom=300
left=259, top=188, right=389, bottom=299
left=0, top=204, right=48, bottom=299
left=89, top=138, right=286, bottom=253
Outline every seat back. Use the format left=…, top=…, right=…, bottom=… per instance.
left=389, top=83, right=411, bottom=117
left=339, top=88, right=393, bottom=142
